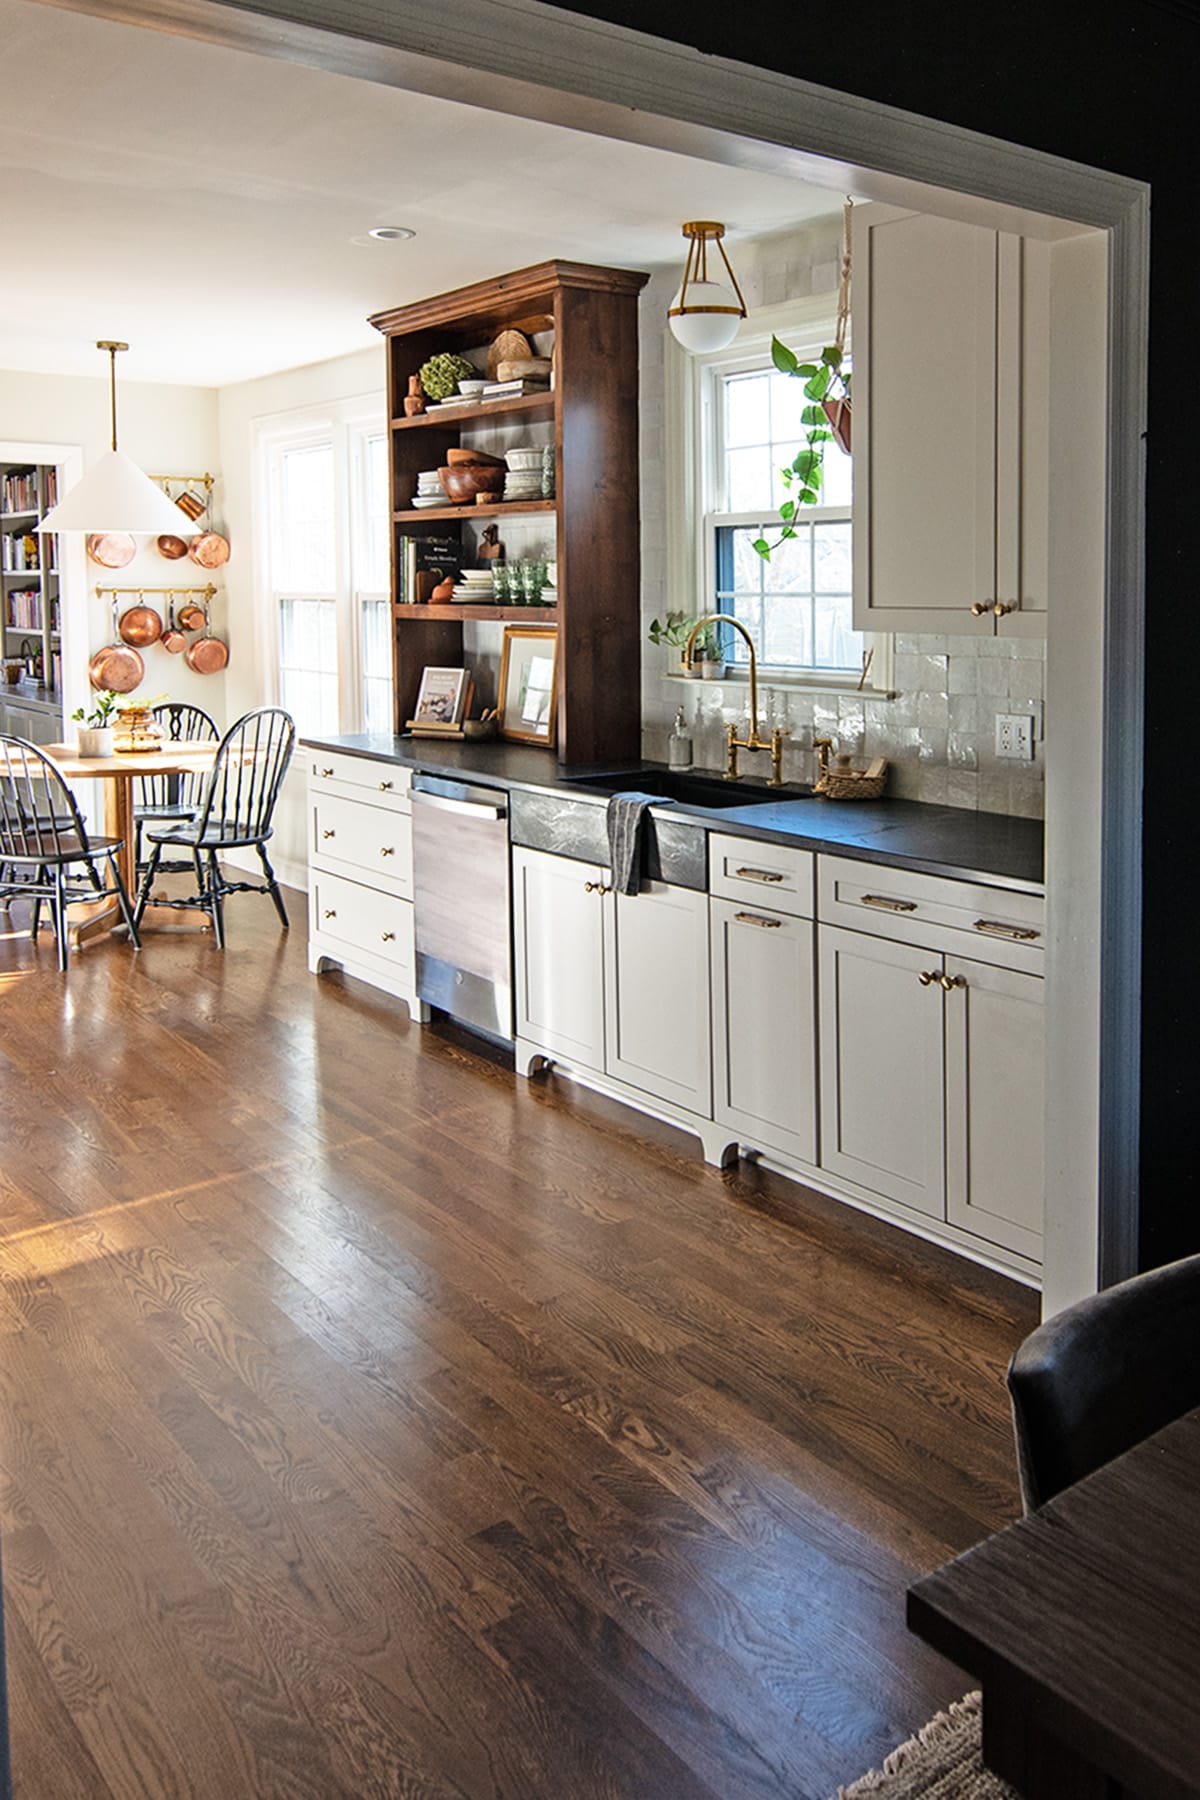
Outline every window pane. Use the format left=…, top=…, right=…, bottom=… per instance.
left=361, top=596, right=393, bottom=733
left=724, top=371, right=771, bottom=448
left=359, top=434, right=390, bottom=594
left=762, top=594, right=814, bottom=667
left=278, top=444, right=335, bottom=590
left=726, top=447, right=773, bottom=511
left=715, top=522, right=859, bottom=675
left=280, top=597, right=337, bottom=733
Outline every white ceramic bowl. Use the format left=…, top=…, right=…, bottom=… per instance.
left=456, top=379, right=487, bottom=400
left=505, top=447, right=544, bottom=470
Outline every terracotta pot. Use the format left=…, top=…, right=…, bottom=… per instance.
left=823, top=395, right=852, bottom=455
left=87, top=643, right=144, bottom=693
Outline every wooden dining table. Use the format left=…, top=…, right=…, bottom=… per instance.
left=43, top=738, right=222, bottom=939
left=908, top=1406, right=1200, bottom=1799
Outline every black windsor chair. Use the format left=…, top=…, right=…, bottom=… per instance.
left=132, top=700, right=220, bottom=871
left=0, top=734, right=142, bottom=969
left=133, top=707, right=295, bottom=948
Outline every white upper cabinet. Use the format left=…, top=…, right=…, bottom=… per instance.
left=851, top=203, right=1052, bottom=637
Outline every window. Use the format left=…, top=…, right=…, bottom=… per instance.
left=258, top=399, right=390, bottom=735
left=669, top=296, right=888, bottom=691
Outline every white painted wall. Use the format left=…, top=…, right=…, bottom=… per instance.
left=216, top=343, right=384, bottom=886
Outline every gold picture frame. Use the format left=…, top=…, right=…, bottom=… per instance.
left=498, top=627, right=558, bottom=746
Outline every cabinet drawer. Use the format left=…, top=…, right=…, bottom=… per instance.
left=306, top=749, right=411, bottom=808
left=310, top=871, right=415, bottom=979
left=311, top=792, right=412, bottom=897
left=708, top=833, right=813, bottom=919
left=817, top=853, right=1044, bottom=972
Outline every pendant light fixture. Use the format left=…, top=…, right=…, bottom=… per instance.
left=37, top=341, right=200, bottom=536
left=667, top=222, right=747, bottom=353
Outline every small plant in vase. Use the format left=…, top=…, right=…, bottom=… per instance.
left=71, top=690, right=120, bottom=757
left=649, top=612, right=727, bottom=679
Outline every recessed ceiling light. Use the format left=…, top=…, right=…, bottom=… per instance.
left=366, top=225, right=416, bottom=242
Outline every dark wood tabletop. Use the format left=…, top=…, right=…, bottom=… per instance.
left=908, top=1407, right=1200, bottom=1800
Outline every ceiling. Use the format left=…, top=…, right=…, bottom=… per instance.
left=2, top=0, right=844, bottom=389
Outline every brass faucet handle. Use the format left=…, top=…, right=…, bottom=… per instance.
left=812, top=735, right=833, bottom=749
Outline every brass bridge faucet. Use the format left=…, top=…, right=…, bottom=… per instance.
left=680, top=614, right=788, bottom=784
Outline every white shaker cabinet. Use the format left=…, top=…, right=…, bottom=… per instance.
left=306, top=749, right=423, bottom=1016
left=709, top=833, right=817, bottom=1166
left=818, top=924, right=947, bottom=1218
left=512, top=846, right=606, bottom=1074
left=817, top=855, right=1044, bottom=1266
left=513, top=845, right=711, bottom=1120
left=851, top=202, right=1051, bottom=638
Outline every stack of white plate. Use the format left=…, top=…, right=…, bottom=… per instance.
left=505, top=444, right=546, bottom=502
left=451, top=570, right=497, bottom=603
left=411, top=471, right=445, bottom=508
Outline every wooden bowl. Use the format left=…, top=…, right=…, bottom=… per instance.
left=445, top=446, right=505, bottom=469
left=439, top=464, right=501, bottom=504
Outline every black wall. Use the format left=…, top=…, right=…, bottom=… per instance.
left=550, top=0, right=1196, bottom=1271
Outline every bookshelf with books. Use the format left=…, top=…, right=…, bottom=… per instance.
left=370, top=260, right=648, bottom=763
left=0, top=461, right=63, bottom=736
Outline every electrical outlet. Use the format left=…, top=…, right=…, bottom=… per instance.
left=995, top=713, right=1036, bottom=760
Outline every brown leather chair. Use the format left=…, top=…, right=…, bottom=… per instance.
left=1006, top=1252, right=1200, bottom=1511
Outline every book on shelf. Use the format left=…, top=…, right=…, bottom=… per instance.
left=482, top=378, right=551, bottom=399
left=397, top=534, right=464, bottom=604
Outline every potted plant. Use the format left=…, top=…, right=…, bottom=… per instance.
left=648, top=611, right=726, bottom=678
left=71, top=690, right=120, bottom=757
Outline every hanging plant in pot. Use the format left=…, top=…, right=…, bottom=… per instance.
left=753, top=199, right=853, bottom=563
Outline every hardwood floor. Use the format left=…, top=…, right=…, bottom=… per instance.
left=0, top=888, right=1038, bottom=1799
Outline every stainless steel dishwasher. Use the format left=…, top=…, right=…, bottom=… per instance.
left=410, top=773, right=512, bottom=1039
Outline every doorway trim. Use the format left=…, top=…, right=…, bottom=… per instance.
left=45, top=0, right=1148, bottom=1310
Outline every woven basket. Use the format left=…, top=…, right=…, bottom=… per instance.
left=815, top=758, right=888, bottom=801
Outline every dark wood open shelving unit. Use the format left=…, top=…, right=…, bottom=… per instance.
left=371, top=259, right=648, bottom=765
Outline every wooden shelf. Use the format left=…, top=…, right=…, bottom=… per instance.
left=394, top=603, right=559, bottom=623
left=0, top=510, right=38, bottom=524
left=389, top=392, right=556, bottom=430
left=393, top=498, right=555, bottom=524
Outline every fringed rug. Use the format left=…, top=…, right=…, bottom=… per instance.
left=834, top=1693, right=1019, bottom=1798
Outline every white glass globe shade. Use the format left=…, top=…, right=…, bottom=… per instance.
left=668, top=279, right=743, bottom=353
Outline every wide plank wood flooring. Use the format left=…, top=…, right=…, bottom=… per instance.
left=0, top=886, right=1038, bottom=1799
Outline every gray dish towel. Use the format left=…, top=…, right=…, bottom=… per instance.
left=607, top=793, right=658, bottom=894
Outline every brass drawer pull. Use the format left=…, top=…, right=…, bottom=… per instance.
left=939, top=972, right=967, bottom=992
left=862, top=894, right=917, bottom=913
left=380, top=846, right=395, bottom=857
left=379, top=780, right=394, bottom=791
left=381, top=931, right=395, bottom=943
left=321, top=828, right=335, bottom=839
left=734, top=911, right=783, bottom=930
left=318, top=766, right=334, bottom=777
left=584, top=880, right=611, bottom=896
left=734, top=866, right=785, bottom=883
left=974, top=918, right=1040, bottom=942
left=323, top=908, right=336, bottom=920
left=917, top=969, right=939, bottom=986
left=970, top=601, right=992, bottom=617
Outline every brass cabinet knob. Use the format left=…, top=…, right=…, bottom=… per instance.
left=318, top=766, right=334, bottom=776
left=380, top=846, right=394, bottom=857
left=918, top=970, right=938, bottom=986
left=323, top=908, right=336, bottom=919
left=321, top=829, right=335, bottom=839
left=584, top=880, right=610, bottom=896
left=379, top=779, right=394, bottom=791
left=970, top=602, right=991, bottom=617
left=939, top=972, right=967, bottom=992
left=992, top=601, right=1015, bottom=617
left=381, top=931, right=395, bottom=942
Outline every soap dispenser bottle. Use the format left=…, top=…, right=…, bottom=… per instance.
left=668, top=706, right=693, bottom=770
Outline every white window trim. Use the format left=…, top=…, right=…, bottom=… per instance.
left=253, top=394, right=387, bottom=736
left=664, top=295, right=893, bottom=696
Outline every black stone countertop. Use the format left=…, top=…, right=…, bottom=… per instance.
left=301, top=733, right=1045, bottom=891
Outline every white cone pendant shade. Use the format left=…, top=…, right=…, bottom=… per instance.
left=37, top=448, right=198, bottom=535
left=36, top=340, right=189, bottom=535
left=668, top=221, right=747, bottom=354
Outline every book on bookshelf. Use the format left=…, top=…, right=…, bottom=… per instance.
left=397, top=535, right=464, bottom=604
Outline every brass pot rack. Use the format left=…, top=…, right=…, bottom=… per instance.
left=95, top=584, right=218, bottom=601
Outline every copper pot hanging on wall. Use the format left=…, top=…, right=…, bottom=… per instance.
left=117, top=602, right=162, bottom=648
left=88, top=642, right=144, bottom=693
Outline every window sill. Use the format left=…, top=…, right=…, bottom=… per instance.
left=660, top=669, right=897, bottom=701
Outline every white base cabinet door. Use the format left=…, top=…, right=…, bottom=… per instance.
left=945, top=955, right=1044, bottom=1259
left=605, top=880, right=711, bottom=1116
left=513, top=846, right=606, bottom=1074
left=818, top=924, right=946, bottom=1219
left=710, top=896, right=816, bottom=1165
